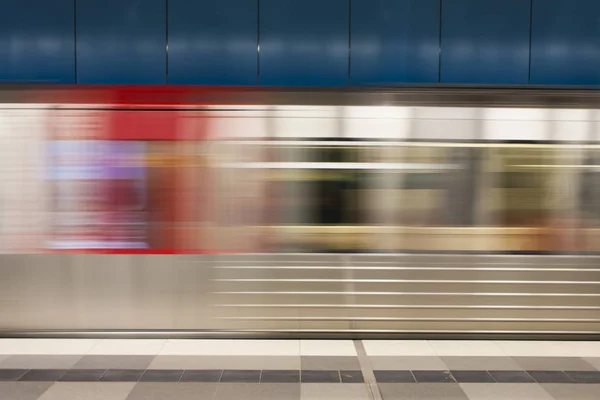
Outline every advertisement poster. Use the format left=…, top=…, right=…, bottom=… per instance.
left=47, top=140, right=148, bottom=250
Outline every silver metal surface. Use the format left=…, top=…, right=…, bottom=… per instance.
left=1, top=254, right=600, bottom=337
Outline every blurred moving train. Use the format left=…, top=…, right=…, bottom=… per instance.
left=1, top=87, right=600, bottom=336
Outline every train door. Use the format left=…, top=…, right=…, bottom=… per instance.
left=579, top=148, right=600, bottom=252
left=313, top=141, right=360, bottom=227
left=272, top=143, right=314, bottom=252
left=444, top=146, right=480, bottom=227
left=360, top=144, right=403, bottom=253
left=209, top=140, right=270, bottom=253
left=489, top=145, right=557, bottom=252
left=548, top=144, right=584, bottom=252
left=395, top=145, right=464, bottom=251
left=0, top=109, right=48, bottom=252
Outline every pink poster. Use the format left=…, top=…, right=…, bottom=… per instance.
left=48, top=140, right=148, bottom=250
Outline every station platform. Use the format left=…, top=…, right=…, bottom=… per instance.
left=0, top=339, right=598, bottom=399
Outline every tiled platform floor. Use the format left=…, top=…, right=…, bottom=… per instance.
left=0, top=339, right=598, bottom=399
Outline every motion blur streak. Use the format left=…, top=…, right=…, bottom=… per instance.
left=1, top=95, right=599, bottom=254
left=3, top=88, right=600, bottom=337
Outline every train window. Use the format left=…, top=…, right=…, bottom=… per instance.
left=403, top=173, right=443, bottom=190
left=207, top=141, right=485, bottom=253
left=498, top=172, right=539, bottom=189
left=390, top=145, right=478, bottom=228
left=490, top=146, right=555, bottom=227
left=272, top=141, right=362, bottom=252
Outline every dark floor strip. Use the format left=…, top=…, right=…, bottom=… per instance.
left=450, top=370, right=496, bottom=383
left=19, top=369, right=67, bottom=382
left=412, top=370, right=454, bottom=383
left=100, top=369, right=145, bottom=382
left=301, top=370, right=340, bottom=383
left=372, top=370, right=593, bottom=384
left=0, top=369, right=28, bottom=381
left=527, top=371, right=575, bottom=384
left=565, top=371, right=600, bottom=384
left=180, top=369, right=222, bottom=383
left=340, top=370, right=364, bottom=383
left=373, top=370, right=415, bottom=383
left=221, top=370, right=261, bottom=383
left=261, top=370, right=299, bottom=383
left=489, top=370, right=535, bottom=383
left=60, top=369, right=106, bottom=382
left=2, top=368, right=599, bottom=383
left=139, top=369, right=183, bottom=383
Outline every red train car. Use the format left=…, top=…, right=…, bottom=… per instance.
left=19, top=87, right=213, bottom=254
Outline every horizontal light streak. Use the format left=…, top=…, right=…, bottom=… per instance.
left=216, top=316, right=600, bottom=323
left=213, top=291, right=600, bottom=297
left=217, top=162, right=459, bottom=170
left=214, top=304, right=600, bottom=310
left=215, top=265, right=600, bottom=272
left=214, top=278, right=600, bottom=284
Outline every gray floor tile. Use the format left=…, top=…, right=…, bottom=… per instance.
left=541, top=383, right=600, bottom=400
left=125, top=383, right=217, bottom=400
left=450, top=371, right=495, bottom=383
left=301, top=383, right=370, bottom=399
left=583, top=357, right=600, bottom=371
left=215, top=383, right=300, bottom=400
left=19, top=369, right=67, bottom=382
left=0, top=355, right=82, bottom=370
left=180, top=370, right=222, bottom=382
left=101, top=370, right=145, bottom=382
left=374, top=370, right=415, bottom=383
left=38, top=382, right=135, bottom=400
left=220, top=370, right=261, bottom=383
left=147, top=356, right=210, bottom=370
left=459, top=383, right=554, bottom=400
left=261, top=370, right=300, bottom=383
left=514, top=357, right=596, bottom=371
left=413, top=370, right=454, bottom=383
left=0, top=382, right=53, bottom=400
left=379, top=383, right=469, bottom=400
left=564, top=370, right=600, bottom=383
left=301, top=356, right=360, bottom=370
left=442, top=356, right=521, bottom=371
left=59, top=369, right=106, bottom=382
left=488, top=370, right=535, bottom=383
left=370, top=356, right=447, bottom=371
left=73, top=355, right=153, bottom=370
left=301, top=370, right=340, bottom=383
left=0, top=369, right=28, bottom=381
left=139, top=370, right=183, bottom=383
left=340, top=370, right=364, bottom=383
left=527, top=371, right=574, bottom=383
left=149, top=355, right=300, bottom=370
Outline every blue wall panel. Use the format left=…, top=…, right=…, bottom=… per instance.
left=168, top=0, right=257, bottom=85
left=441, top=0, right=531, bottom=85
left=351, top=0, right=440, bottom=85
left=5, top=0, right=600, bottom=87
left=531, top=0, right=600, bottom=85
left=0, top=1, right=74, bottom=84
left=76, top=0, right=166, bottom=84
left=259, top=0, right=349, bottom=86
